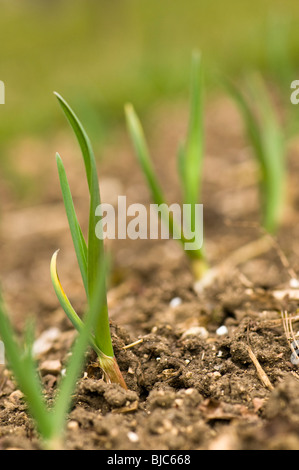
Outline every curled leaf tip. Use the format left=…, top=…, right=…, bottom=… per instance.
left=50, top=249, right=85, bottom=334
left=51, top=248, right=60, bottom=260
left=55, top=152, right=62, bottom=163
left=124, top=103, right=134, bottom=114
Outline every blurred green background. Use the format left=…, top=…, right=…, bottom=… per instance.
left=0, top=0, right=298, bottom=148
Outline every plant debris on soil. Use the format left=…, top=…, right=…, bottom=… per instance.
left=1, top=97, right=299, bottom=450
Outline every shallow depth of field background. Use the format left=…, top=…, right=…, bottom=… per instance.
left=1, top=0, right=299, bottom=145
left=0, top=0, right=299, bottom=227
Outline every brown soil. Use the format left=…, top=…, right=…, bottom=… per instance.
left=1, top=96, right=299, bottom=450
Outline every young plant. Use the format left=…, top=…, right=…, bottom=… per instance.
left=225, top=75, right=286, bottom=234
left=51, top=93, right=127, bottom=389
left=125, top=52, right=208, bottom=280
left=0, top=263, right=107, bottom=449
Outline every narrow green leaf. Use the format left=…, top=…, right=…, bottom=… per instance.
left=225, top=76, right=285, bottom=233
left=125, top=104, right=180, bottom=239
left=224, top=78, right=264, bottom=168
left=22, top=319, right=37, bottom=368
left=177, top=141, right=185, bottom=185
left=248, top=75, right=285, bottom=233
left=0, top=293, right=53, bottom=440
left=125, top=104, right=166, bottom=207
left=54, top=92, right=102, bottom=297
left=125, top=102, right=203, bottom=261
left=182, top=51, right=204, bottom=208
left=55, top=93, right=103, bottom=288
left=54, top=93, right=113, bottom=356
left=56, top=153, right=88, bottom=295
left=51, top=258, right=108, bottom=434
left=266, top=15, right=293, bottom=90
left=50, top=250, right=103, bottom=357
left=50, top=250, right=85, bottom=333
left=54, top=92, right=95, bottom=193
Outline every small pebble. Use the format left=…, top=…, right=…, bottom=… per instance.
left=67, top=420, right=79, bottom=431
left=9, top=390, right=24, bottom=404
left=175, top=398, right=184, bottom=407
left=127, top=432, right=139, bottom=443
left=290, top=278, right=299, bottom=289
left=213, top=371, right=221, bottom=378
left=40, top=359, right=62, bottom=375
left=216, top=325, right=228, bottom=336
left=185, top=388, right=196, bottom=395
left=169, top=297, right=182, bottom=308
left=182, top=326, right=208, bottom=339
left=33, top=327, right=61, bottom=357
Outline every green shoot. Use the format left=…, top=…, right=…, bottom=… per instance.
left=52, top=92, right=127, bottom=389
left=125, top=52, right=208, bottom=280
left=225, top=75, right=285, bottom=234
left=266, top=15, right=294, bottom=92
left=0, top=262, right=108, bottom=449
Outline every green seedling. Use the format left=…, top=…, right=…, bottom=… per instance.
left=225, top=75, right=285, bottom=234
left=0, top=263, right=107, bottom=449
left=266, top=15, right=294, bottom=93
left=52, top=93, right=127, bottom=390
left=125, top=52, right=208, bottom=280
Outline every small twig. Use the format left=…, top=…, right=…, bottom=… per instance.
left=247, top=345, right=274, bottom=391
left=246, top=313, right=299, bottom=331
left=194, top=235, right=272, bottom=293
left=224, top=220, right=260, bottom=229
left=122, top=338, right=144, bottom=350
left=224, top=219, right=298, bottom=281
left=288, top=314, right=298, bottom=348
left=281, top=310, right=299, bottom=362
left=258, top=228, right=297, bottom=281
left=272, top=289, right=299, bottom=301
left=281, top=310, right=290, bottom=341
left=224, top=235, right=272, bottom=267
